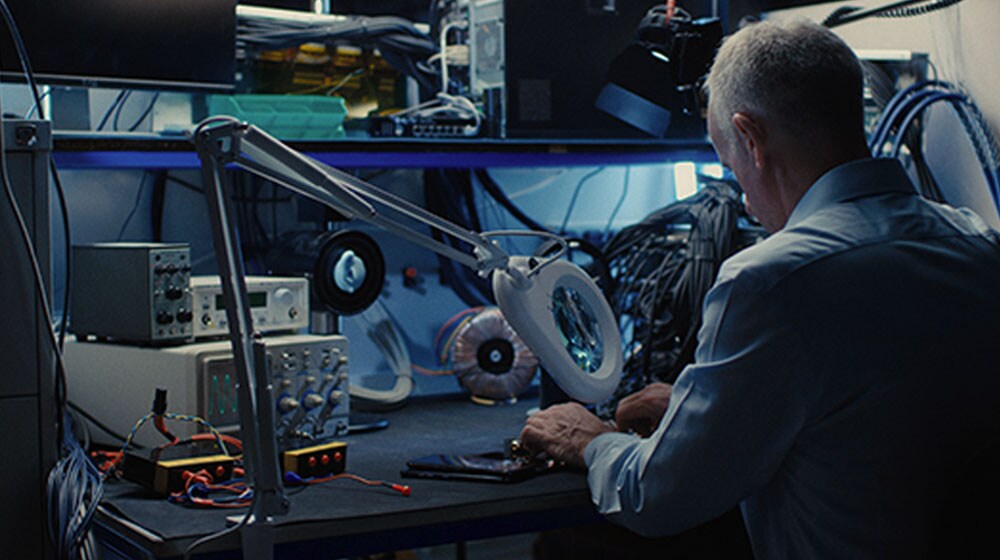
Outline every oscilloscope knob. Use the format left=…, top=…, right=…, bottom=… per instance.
left=277, top=396, right=299, bottom=413
left=274, top=287, right=295, bottom=306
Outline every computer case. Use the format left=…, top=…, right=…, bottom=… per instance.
left=469, top=0, right=716, bottom=139
left=0, top=119, right=56, bottom=558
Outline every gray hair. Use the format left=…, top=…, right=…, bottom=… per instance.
left=705, top=19, right=864, bottom=147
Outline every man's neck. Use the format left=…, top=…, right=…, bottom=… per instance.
left=773, top=138, right=871, bottom=229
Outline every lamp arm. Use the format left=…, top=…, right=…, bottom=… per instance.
left=193, top=117, right=622, bottom=406
left=193, top=117, right=510, bottom=273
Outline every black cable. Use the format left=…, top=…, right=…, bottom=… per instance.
left=95, top=91, right=128, bottom=132
left=115, top=172, right=149, bottom=241
left=861, top=61, right=944, bottom=201
left=877, top=0, right=964, bottom=17
left=824, top=0, right=965, bottom=28
left=165, top=172, right=205, bottom=194
left=0, top=3, right=74, bottom=355
left=127, top=92, right=161, bottom=132
left=0, top=0, right=73, bottom=435
left=0, top=0, right=72, bottom=355
left=0, top=25, right=92, bottom=560
left=52, top=160, right=71, bottom=350
left=595, top=180, right=761, bottom=419
left=426, top=169, right=492, bottom=307
left=151, top=171, right=168, bottom=242
left=559, top=167, right=605, bottom=235
left=603, top=167, right=631, bottom=239
left=111, top=90, right=133, bottom=132
left=238, top=13, right=439, bottom=93
left=473, top=169, right=552, bottom=233
left=67, top=401, right=143, bottom=449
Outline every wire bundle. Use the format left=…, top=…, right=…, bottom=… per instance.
left=46, top=416, right=104, bottom=560
left=869, top=80, right=1000, bottom=214
left=168, top=470, right=252, bottom=509
left=237, top=9, right=438, bottom=92
left=823, top=0, right=966, bottom=28
left=594, top=180, right=758, bottom=419
left=350, top=299, right=414, bottom=410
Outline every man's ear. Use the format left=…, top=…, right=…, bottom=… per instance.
left=732, top=112, right=766, bottom=169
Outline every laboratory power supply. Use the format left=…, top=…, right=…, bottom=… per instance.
left=64, top=334, right=350, bottom=449
left=190, top=275, right=310, bottom=339
left=70, top=242, right=194, bottom=344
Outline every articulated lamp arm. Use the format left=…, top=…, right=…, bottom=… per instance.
left=192, top=115, right=623, bottom=404
left=193, top=116, right=509, bottom=273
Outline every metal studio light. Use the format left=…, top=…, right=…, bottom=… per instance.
left=596, top=5, right=721, bottom=137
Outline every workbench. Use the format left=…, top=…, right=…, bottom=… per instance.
left=94, top=392, right=602, bottom=559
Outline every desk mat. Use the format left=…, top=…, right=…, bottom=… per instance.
left=100, top=393, right=593, bottom=541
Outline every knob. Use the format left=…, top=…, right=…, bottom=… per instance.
left=327, top=390, right=343, bottom=405
left=176, top=309, right=193, bottom=323
left=165, top=286, right=184, bottom=300
left=274, top=288, right=295, bottom=307
left=156, top=310, right=174, bottom=325
left=277, top=396, right=299, bottom=413
left=303, top=392, right=325, bottom=409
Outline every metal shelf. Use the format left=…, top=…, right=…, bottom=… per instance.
left=52, top=133, right=716, bottom=169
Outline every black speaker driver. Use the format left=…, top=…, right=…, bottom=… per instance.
left=267, top=230, right=385, bottom=315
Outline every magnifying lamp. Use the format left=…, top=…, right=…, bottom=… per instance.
left=191, top=117, right=623, bottom=548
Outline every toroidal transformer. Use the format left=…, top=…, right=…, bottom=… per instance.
left=449, top=307, right=539, bottom=401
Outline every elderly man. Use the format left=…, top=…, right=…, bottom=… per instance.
left=521, top=19, right=1000, bottom=558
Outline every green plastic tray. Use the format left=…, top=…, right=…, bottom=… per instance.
left=207, top=94, right=347, bottom=140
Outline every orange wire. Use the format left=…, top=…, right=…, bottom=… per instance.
left=665, top=0, right=676, bottom=22
left=412, top=364, right=453, bottom=376
left=433, top=306, right=484, bottom=353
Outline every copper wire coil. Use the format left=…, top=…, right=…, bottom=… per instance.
left=450, top=308, right=538, bottom=400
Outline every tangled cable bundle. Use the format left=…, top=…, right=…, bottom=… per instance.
left=238, top=10, right=439, bottom=92
left=419, top=307, right=539, bottom=401
left=595, top=180, right=762, bottom=419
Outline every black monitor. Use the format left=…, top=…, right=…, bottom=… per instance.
left=0, top=0, right=237, bottom=92
left=241, top=0, right=316, bottom=10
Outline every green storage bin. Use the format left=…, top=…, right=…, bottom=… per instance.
left=207, top=94, right=347, bottom=140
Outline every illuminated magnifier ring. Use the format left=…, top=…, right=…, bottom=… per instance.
left=493, top=256, right=623, bottom=403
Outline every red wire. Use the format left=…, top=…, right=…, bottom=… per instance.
left=433, top=306, right=484, bottom=355
left=665, top=0, right=676, bottom=22
left=153, top=415, right=179, bottom=445
left=297, top=471, right=411, bottom=496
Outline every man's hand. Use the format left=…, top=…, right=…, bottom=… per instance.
left=615, top=382, right=673, bottom=437
left=519, top=403, right=614, bottom=469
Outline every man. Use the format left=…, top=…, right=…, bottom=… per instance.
left=521, top=18, right=1000, bottom=558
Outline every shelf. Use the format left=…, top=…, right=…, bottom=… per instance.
left=51, top=133, right=716, bottom=170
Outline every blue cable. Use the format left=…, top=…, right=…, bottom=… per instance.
left=880, top=85, right=1000, bottom=216
left=888, top=92, right=966, bottom=159
left=892, top=94, right=1000, bottom=210
left=870, top=81, right=954, bottom=154
left=46, top=414, right=104, bottom=560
